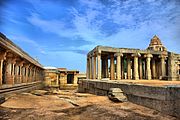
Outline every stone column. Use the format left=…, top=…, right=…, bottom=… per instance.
left=121, top=58, right=124, bottom=79
left=0, top=52, right=6, bottom=86
left=145, top=54, right=153, bottom=80
left=33, top=68, right=36, bottom=81
left=127, top=57, right=131, bottom=79
left=101, top=57, right=105, bottom=78
left=29, top=66, right=33, bottom=82
left=152, top=59, right=156, bottom=79
left=24, top=64, right=30, bottom=83
left=159, top=55, right=166, bottom=78
left=168, top=52, right=177, bottom=80
left=19, top=62, right=24, bottom=83
left=139, top=59, right=143, bottom=79
left=97, top=52, right=101, bottom=79
left=6, top=59, right=13, bottom=84
left=116, top=53, right=123, bottom=80
left=105, top=56, right=108, bottom=78
left=86, top=57, right=90, bottom=79
left=89, top=57, right=92, bottom=79
left=0, top=59, right=3, bottom=86
left=132, top=53, right=141, bottom=80
left=110, top=54, right=115, bottom=80
left=11, top=59, right=16, bottom=84
left=93, top=55, right=96, bottom=79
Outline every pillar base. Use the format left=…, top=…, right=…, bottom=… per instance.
left=134, top=77, right=139, bottom=80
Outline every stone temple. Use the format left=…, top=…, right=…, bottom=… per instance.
left=86, top=35, right=180, bottom=81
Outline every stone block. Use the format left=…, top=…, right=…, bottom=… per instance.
left=108, top=88, right=127, bottom=102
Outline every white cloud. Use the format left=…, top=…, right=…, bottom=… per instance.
left=9, top=34, right=46, bottom=54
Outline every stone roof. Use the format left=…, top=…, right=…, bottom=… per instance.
left=44, top=66, right=57, bottom=69
left=149, top=35, right=163, bottom=46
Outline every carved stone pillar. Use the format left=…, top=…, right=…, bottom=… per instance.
left=152, top=59, right=156, bottom=79
left=6, top=59, right=13, bottom=84
left=93, top=55, right=96, bottom=79
left=24, top=64, right=30, bottom=83
left=116, top=53, right=123, bottom=80
left=121, top=58, right=124, bottom=79
left=159, top=55, right=166, bottom=78
left=127, top=57, right=131, bottom=79
left=132, top=53, right=141, bottom=80
left=110, top=54, right=115, bottom=80
left=33, top=68, right=36, bottom=81
left=145, top=54, right=153, bottom=80
left=105, top=56, right=108, bottom=78
left=139, top=59, right=143, bottom=79
left=89, top=57, right=92, bottom=79
left=0, top=59, right=3, bottom=86
left=0, top=52, right=6, bottom=86
left=86, top=57, right=90, bottom=79
left=97, top=52, right=101, bottom=79
left=101, top=57, right=105, bottom=78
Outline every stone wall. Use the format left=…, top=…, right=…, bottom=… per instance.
left=78, top=79, right=180, bottom=118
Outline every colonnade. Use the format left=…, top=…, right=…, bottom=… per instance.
left=0, top=51, right=44, bottom=86
left=87, top=52, right=167, bottom=80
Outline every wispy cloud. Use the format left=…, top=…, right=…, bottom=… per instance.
left=9, top=34, right=46, bottom=54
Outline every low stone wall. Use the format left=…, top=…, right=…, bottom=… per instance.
left=78, top=79, right=180, bottom=118
left=0, top=82, right=43, bottom=96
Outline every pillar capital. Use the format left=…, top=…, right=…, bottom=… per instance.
left=24, top=63, right=30, bottom=68
left=144, top=54, right=153, bottom=58
left=115, top=52, right=123, bottom=57
left=0, top=52, right=6, bottom=60
left=132, top=53, right=141, bottom=57
left=158, top=55, right=167, bottom=60
left=96, top=51, right=101, bottom=56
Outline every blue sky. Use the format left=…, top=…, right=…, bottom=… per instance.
left=0, top=0, right=180, bottom=72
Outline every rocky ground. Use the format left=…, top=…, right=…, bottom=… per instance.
left=0, top=89, right=177, bottom=120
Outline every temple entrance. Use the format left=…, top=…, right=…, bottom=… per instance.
left=67, top=74, right=74, bottom=84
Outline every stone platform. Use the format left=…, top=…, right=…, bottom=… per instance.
left=78, top=79, right=180, bottom=118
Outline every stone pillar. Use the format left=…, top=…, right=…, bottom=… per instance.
left=168, top=52, right=177, bottom=80
left=101, top=57, right=106, bottom=78
left=93, top=55, right=96, bottom=79
left=105, top=56, right=108, bottom=78
left=0, top=52, right=6, bottom=86
left=29, top=66, right=33, bottom=82
left=127, top=57, right=131, bottom=79
left=145, top=54, right=153, bottom=80
left=24, top=64, right=30, bottom=83
left=89, top=57, right=92, bottom=79
left=121, top=58, right=124, bottom=79
left=6, top=59, right=13, bottom=84
left=14, top=64, right=18, bottom=84
left=19, top=62, right=23, bottom=83
left=139, top=59, right=143, bottom=79
left=86, top=57, right=90, bottom=79
left=33, top=68, right=36, bottom=81
left=132, top=53, right=141, bottom=80
left=97, top=53, right=101, bottom=79
left=11, top=59, right=16, bottom=84
left=152, top=59, right=156, bottom=79
left=110, top=54, right=115, bottom=80
left=116, top=53, right=123, bottom=80
left=0, top=59, right=3, bottom=86
left=159, top=55, right=166, bottom=78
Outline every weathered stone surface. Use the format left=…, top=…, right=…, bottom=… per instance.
left=0, top=96, right=5, bottom=104
left=108, top=88, right=127, bottom=102
left=31, top=90, right=48, bottom=96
